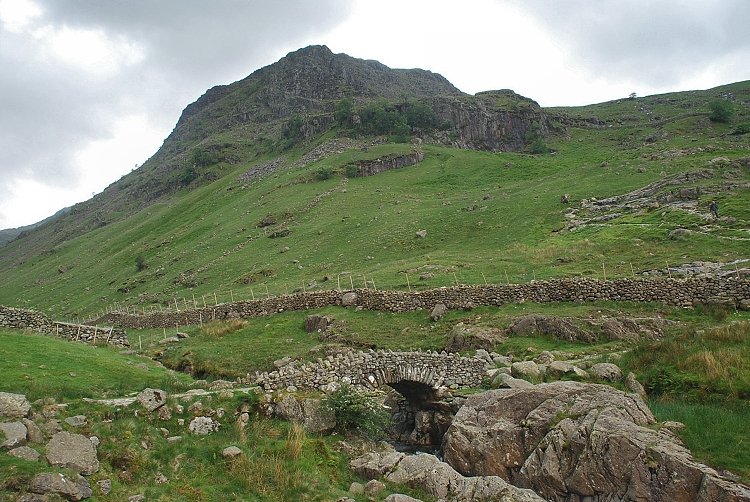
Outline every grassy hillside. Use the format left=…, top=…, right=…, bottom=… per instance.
left=1, top=81, right=748, bottom=320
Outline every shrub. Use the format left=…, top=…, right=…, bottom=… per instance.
left=708, top=99, right=735, bottom=123
left=134, top=255, right=147, bottom=271
left=322, top=384, right=389, bottom=440
left=732, top=123, right=750, bottom=135
left=344, top=164, right=359, bottom=178
left=335, top=98, right=353, bottom=127
left=315, top=168, right=334, bottom=181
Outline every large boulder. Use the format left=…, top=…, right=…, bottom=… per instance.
left=274, top=395, right=335, bottom=434
left=507, top=315, right=597, bottom=342
left=0, top=421, right=27, bottom=449
left=45, top=432, right=99, bottom=475
left=444, top=323, right=505, bottom=352
left=351, top=449, right=543, bottom=501
left=30, top=472, right=92, bottom=501
left=137, top=388, right=168, bottom=412
left=442, top=382, right=750, bottom=501
left=0, top=392, right=31, bottom=418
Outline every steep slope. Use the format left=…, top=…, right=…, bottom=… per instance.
left=1, top=42, right=747, bottom=319
left=0, top=46, right=470, bottom=267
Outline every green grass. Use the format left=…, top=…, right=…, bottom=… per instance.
left=650, top=399, right=750, bottom=482
left=621, top=321, right=750, bottom=401
left=149, top=301, right=704, bottom=378
left=0, top=328, right=193, bottom=400
left=1, top=389, right=433, bottom=501
left=1, top=82, right=749, bottom=321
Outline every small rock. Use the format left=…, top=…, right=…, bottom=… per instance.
left=364, top=479, right=386, bottom=496
left=222, top=446, right=243, bottom=458
left=89, top=436, right=100, bottom=447
left=590, top=362, right=623, bottom=382
left=415, top=229, right=427, bottom=238
left=30, top=472, right=92, bottom=501
left=137, top=388, right=168, bottom=412
left=0, top=421, right=27, bottom=449
left=0, top=392, right=31, bottom=418
left=348, top=481, right=364, bottom=494
left=341, top=291, right=358, bottom=306
left=64, top=415, right=87, bottom=427
left=625, top=372, right=648, bottom=400
left=23, top=418, right=44, bottom=444
left=534, top=351, right=555, bottom=365
left=157, top=405, right=172, bottom=421
left=208, top=380, right=234, bottom=390
left=189, top=416, right=219, bottom=435
left=8, top=445, right=40, bottom=462
left=430, top=302, right=447, bottom=321
left=97, top=479, right=112, bottom=495
left=155, top=473, right=168, bottom=484
left=511, top=361, right=542, bottom=381
left=167, top=436, right=182, bottom=444
left=384, top=495, right=424, bottom=502
left=128, top=495, right=145, bottom=502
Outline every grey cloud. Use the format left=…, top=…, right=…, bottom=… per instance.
left=513, top=0, right=750, bottom=86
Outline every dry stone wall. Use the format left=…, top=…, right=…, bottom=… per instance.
left=247, top=349, right=486, bottom=393
left=95, top=277, right=750, bottom=330
left=355, top=151, right=424, bottom=177
left=0, top=306, right=129, bottom=348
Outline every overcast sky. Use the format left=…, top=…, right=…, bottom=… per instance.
left=1, top=0, right=748, bottom=229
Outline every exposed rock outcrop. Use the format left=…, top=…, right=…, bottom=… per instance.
left=351, top=448, right=544, bottom=501
left=442, top=382, right=750, bottom=501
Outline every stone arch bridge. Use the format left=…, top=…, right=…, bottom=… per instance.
left=249, top=349, right=486, bottom=403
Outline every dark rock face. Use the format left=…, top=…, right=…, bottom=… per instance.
left=428, top=91, right=553, bottom=152
left=442, top=382, right=750, bottom=502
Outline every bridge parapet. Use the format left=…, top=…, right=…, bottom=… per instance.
left=248, top=349, right=486, bottom=394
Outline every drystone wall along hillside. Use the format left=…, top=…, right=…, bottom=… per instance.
left=247, top=349, right=486, bottom=393
left=355, top=151, right=424, bottom=177
left=95, top=277, right=750, bottom=330
left=0, top=305, right=129, bottom=348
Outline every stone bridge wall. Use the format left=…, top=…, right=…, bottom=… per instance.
left=0, top=305, right=129, bottom=348
left=94, top=277, right=750, bottom=329
left=247, top=349, right=486, bottom=392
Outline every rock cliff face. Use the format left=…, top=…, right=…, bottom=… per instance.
left=428, top=90, right=552, bottom=151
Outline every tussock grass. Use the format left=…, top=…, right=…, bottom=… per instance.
left=197, top=319, right=248, bottom=338
left=623, top=321, right=750, bottom=400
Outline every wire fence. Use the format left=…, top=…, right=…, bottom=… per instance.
left=74, top=257, right=742, bottom=324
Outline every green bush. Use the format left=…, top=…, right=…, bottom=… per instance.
left=732, top=123, right=750, bottom=135
left=708, top=99, right=735, bottom=123
left=134, top=255, right=147, bottom=271
left=344, top=164, right=359, bottom=178
left=315, top=167, right=334, bottom=181
left=335, top=98, right=353, bottom=127
left=322, top=384, right=389, bottom=440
